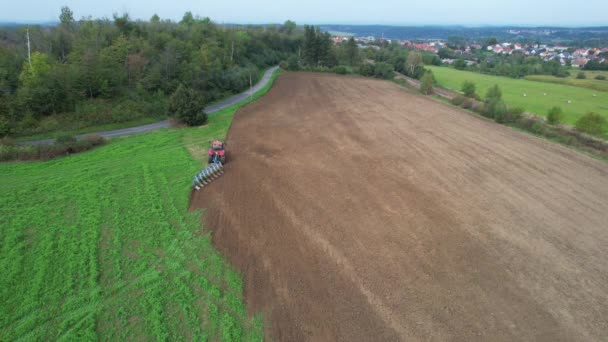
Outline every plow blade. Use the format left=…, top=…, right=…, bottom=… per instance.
left=192, top=162, right=224, bottom=190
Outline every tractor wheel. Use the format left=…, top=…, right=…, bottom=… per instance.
left=208, top=155, right=214, bottom=164
left=220, top=155, right=226, bottom=164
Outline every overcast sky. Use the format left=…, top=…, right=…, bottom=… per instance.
left=1, top=0, right=607, bottom=26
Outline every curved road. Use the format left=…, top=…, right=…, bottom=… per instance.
left=22, top=66, right=279, bottom=146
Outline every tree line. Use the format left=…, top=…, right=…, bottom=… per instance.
left=0, top=9, right=443, bottom=138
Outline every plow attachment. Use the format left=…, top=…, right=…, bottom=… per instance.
left=192, top=162, right=224, bottom=190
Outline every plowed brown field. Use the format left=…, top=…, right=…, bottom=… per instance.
left=190, top=73, right=608, bottom=341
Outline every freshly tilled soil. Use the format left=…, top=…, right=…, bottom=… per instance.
left=190, top=73, right=608, bottom=341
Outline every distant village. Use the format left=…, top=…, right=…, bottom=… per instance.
left=332, top=36, right=608, bottom=68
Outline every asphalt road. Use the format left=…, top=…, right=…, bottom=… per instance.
left=20, top=66, right=279, bottom=146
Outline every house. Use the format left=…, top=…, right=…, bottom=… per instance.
left=572, top=57, right=588, bottom=68
left=412, top=43, right=438, bottom=53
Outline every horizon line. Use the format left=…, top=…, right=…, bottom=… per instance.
left=1, top=20, right=607, bottom=29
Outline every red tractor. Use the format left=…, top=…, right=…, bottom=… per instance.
left=208, top=140, right=226, bottom=164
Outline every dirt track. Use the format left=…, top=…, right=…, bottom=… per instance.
left=190, top=73, right=608, bottom=341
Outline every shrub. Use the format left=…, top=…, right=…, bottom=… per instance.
left=373, top=62, right=394, bottom=79
left=279, top=60, right=288, bottom=70
left=504, top=106, right=524, bottom=123
left=547, top=106, right=563, bottom=125
left=0, top=114, right=11, bottom=137
left=461, top=98, right=473, bottom=109
left=36, top=116, right=62, bottom=134
left=56, top=134, right=77, bottom=144
left=333, top=65, right=348, bottom=75
left=0, top=145, right=18, bottom=162
left=595, top=75, right=606, bottom=81
left=483, top=84, right=504, bottom=119
left=358, top=64, right=375, bottom=77
left=419, top=70, right=434, bottom=95
left=576, top=71, right=586, bottom=79
left=451, top=95, right=465, bottom=106
left=485, top=84, right=502, bottom=102
left=85, top=134, right=106, bottom=146
left=19, top=113, right=38, bottom=131
left=286, top=55, right=300, bottom=71
left=0, top=137, right=15, bottom=146
left=575, top=112, right=607, bottom=135
left=1, top=134, right=107, bottom=162
left=491, top=101, right=508, bottom=123
left=454, top=59, right=466, bottom=70
left=461, top=81, right=477, bottom=98
left=530, top=122, right=546, bottom=134
left=471, top=102, right=485, bottom=114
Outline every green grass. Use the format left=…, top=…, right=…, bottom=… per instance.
left=566, top=69, right=608, bottom=80
left=524, top=74, right=608, bottom=93
left=428, top=66, right=608, bottom=127
left=0, top=68, right=281, bottom=341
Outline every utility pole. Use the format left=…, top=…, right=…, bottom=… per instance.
left=26, top=27, right=32, bottom=67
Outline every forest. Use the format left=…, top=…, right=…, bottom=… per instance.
left=0, top=8, right=302, bottom=137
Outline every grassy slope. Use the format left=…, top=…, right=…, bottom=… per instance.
left=427, top=66, right=608, bottom=125
left=0, top=70, right=280, bottom=341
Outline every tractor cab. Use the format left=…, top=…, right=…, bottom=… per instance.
left=211, top=140, right=224, bottom=151
left=208, top=140, right=227, bottom=164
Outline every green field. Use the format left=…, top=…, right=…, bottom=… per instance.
left=566, top=69, right=608, bottom=80
left=524, top=74, right=608, bottom=93
left=427, top=66, right=608, bottom=126
left=0, top=69, right=280, bottom=340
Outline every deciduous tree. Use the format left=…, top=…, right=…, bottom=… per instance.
left=167, top=84, right=207, bottom=126
left=420, top=70, right=434, bottom=95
